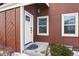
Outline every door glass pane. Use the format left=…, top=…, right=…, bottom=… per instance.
left=26, top=15, right=30, bottom=22
left=39, top=18, right=47, bottom=25
left=39, top=26, right=47, bottom=33
left=64, top=16, right=75, bottom=24
left=64, top=25, right=75, bottom=34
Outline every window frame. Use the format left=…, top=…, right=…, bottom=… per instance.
left=37, top=16, right=49, bottom=36
left=62, top=13, right=78, bottom=37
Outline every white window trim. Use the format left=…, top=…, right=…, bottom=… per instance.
left=62, top=13, right=78, bottom=37
left=37, top=16, right=49, bottom=36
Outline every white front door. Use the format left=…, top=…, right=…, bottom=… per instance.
left=24, top=11, right=33, bottom=44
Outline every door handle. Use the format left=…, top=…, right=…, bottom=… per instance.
left=30, top=27, right=32, bottom=32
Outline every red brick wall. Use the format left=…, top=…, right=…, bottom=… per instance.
left=49, top=3, right=79, bottom=47
left=25, top=3, right=79, bottom=47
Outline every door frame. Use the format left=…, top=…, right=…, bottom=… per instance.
left=24, top=10, right=34, bottom=43
left=20, top=6, right=33, bottom=53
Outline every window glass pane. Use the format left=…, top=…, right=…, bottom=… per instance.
left=64, top=25, right=75, bottom=34
left=39, top=26, right=47, bottom=33
left=39, top=18, right=47, bottom=25
left=26, top=15, right=30, bottom=22
left=64, top=16, right=75, bottom=24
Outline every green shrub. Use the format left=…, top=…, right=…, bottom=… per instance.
left=50, top=44, right=73, bottom=56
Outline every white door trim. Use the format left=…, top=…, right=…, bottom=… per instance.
left=25, top=10, right=34, bottom=43
left=20, top=7, right=34, bottom=53
left=20, top=6, right=25, bottom=53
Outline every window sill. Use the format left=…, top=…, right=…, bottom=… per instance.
left=37, top=33, right=49, bottom=36
left=62, top=34, right=78, bottom=37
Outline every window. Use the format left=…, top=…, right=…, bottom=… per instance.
left=26, top=15, right=30, bottom=22
left=62, top=13, right=78, bottom=37
left=37, top=16, right=49, bottom=36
